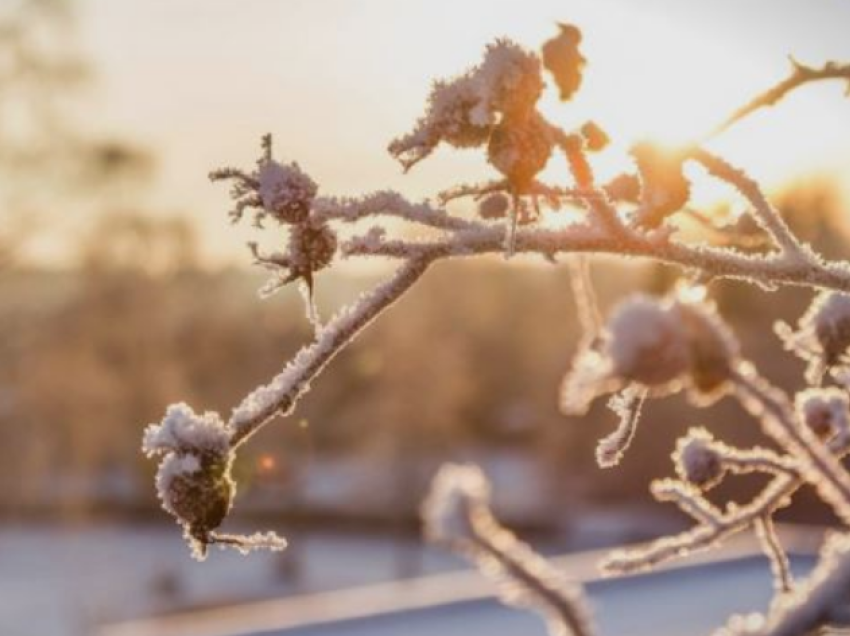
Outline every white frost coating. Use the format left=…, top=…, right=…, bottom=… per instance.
left=421, top=463, right=489, bottom=546
left=256, top=159, right=317, bottom=215
left=423, top=463, right=595, bottom=636
left=675, top=428, right=724, bottom=490
left=777, top=291, right=850, bottom=383
left=606, top=294, right=690, bottom=385
left=389, top=39, right=541, bottom=168
left=228, top=261, right=427, bottom=439
left=714, top=533, right=850, bottom=636
left=595, top=386, right=645, bottom=468
left=155, top=453, right=201, bottom=511
left=796, top=387, right=850, bottom=445
left=142, top=403, right=231, bottom=456
left=213, top=531, right=288, bottom=556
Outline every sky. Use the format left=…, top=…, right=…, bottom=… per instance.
left=68, top=0, right=850, bottom=266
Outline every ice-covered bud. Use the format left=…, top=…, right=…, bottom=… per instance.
left=810, top=293, right=850, bottom=367
left=631, top=142, right=690, bottom=227
left=675, top=298, right=739, bottom=403
left=541, top=23, right=586, bottom=101
left=143, top=402, right=231, bottom=458
left=487, top=111, right=554, bottom=192
left=605, top=295, right=690, bottom=387
left=143, top=404, right=235, bottom=559
left=210, top=134, right=321, bottom=228
left=157, top=451, right=235, bottom=559
left=257, top=159, right=317, bottom=224
left=796, top=388, right=850, bottom=444
left=288, top=221, right=337, bottom=286
left=478, top=192, right=510, bottom=219
left=675, top=428, right=725, bottom=490
left=422, top=463, right=490, bottom=548
left=777, top=292, right=850, bottom=383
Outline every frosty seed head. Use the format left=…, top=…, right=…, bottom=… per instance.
left=604, top=295, right=690, bottom=387
left=811, top=292, right=850, bottom=367
left=210, top=135, right=320, bottom=228
left=143, top=403, right=231, bottom=458
left=478, top=192, right=511, bottom=219
left=796, top=388, right=850, bottom=444
left=257, top=159, right=318, bottom=224
left=676, top=428, right=725, bottom=490
left=144, top=404, right=236, bottom=559
left=631, top=142, right=691, bottom=227
left=487, top=111, right=554, bottom=192
left=541, top=23, right=586, bottom=101
left=675, top=300, right=738, bottom=402
left=288, top=221, right=337, bottom=276
left=158, top=451, right=235, bottom=557
left=389, top=39, right=543, bottom=170
left=778, top=291, right=850, bottom=383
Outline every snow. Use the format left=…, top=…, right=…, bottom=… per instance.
left=388, top=39, right=541, bottom=169
left=142, top=403, right=231, bottom=457
left=421, top=464, right=488, bottom=546
left=606, top=295, right=689, bottom=386
left=256, top=160, right=317, bottom=217
left=0, top=523, right=463, bottom=636
left=94, top=531, right=825, bottom=636
left=796, top=388, right=850, bottom=445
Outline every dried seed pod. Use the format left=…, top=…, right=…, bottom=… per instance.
left=487, top=111, right=554, bottom=192
left=796, top=388, right=850, bottom=443
left=779, top=291, right=850, bottom=383
left=157, top=452, right=235, bottom=557
left=257, top=159, right=317, bottom=225
left=605, top=295, right=690, bottom=387
left=541, top=23, right=586, bottom=101
left=676, top=429, right=725, bottom=490
left=478, top=193, right=510, bottom=219
left=288, top=221, right=338, bottom=290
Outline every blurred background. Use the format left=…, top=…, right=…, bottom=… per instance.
left=2, top=0, right=850, bottom=634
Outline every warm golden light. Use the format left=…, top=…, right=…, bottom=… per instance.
left=71, top=0, right=850, bottom=267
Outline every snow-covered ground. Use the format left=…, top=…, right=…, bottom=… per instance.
left=0, top=522, right=468, bottom=636
left=3, top=522, right=827, bottom=636
left=95, top=526, right=828, bottom=636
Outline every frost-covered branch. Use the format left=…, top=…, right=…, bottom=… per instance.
left=714, top=533, right=850, bottom=636
left=142, top=22, right=850, bottom=636
left=423, top=464, right=594, bottom=636
left=229, top=257, right=432, bottom=446
left=714, top=59, right=850, bottom=136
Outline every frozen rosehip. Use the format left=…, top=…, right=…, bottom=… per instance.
left=676, top=430, right=725, bottom=490
left=487, top=111, right=554, bottom=192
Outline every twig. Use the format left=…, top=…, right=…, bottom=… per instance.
left=712, top=59, right=850, bottom=136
